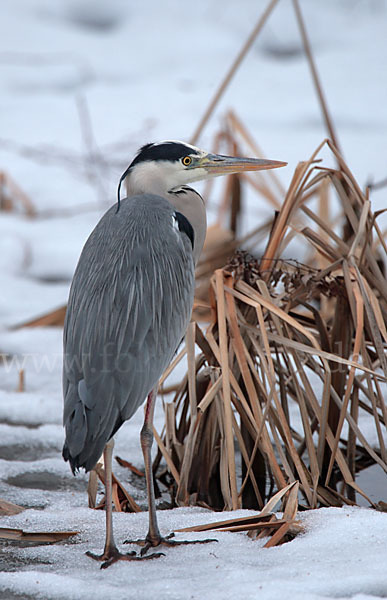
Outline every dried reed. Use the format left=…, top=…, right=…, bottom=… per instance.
left=155, top=134, right=387, bottom=513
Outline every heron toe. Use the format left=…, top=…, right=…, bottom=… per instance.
left=124, top=532, right=218, bottom=556
left=86, top=547, right=163, bottom=569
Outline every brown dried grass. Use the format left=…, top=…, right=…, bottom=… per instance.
left=155, top=132, right=387, bottom=513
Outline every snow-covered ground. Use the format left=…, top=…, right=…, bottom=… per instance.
left=1, top=504, right=387, bottom=600
left=1, top=1, right=387, bottom=598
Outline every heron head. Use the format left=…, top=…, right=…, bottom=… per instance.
left=118, top=140, right=286, bottom=207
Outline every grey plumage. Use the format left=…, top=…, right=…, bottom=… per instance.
left=63, top=194, right=194, bottom=472
left=61, top=140, right=286, bottom=566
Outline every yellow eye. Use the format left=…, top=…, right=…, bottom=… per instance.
left=182, top=156, right=192, bottom=166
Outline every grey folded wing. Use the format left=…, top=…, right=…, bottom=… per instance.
left=62, top=195, right=195, bottom=471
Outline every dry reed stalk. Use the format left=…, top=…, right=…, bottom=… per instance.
left=92, top=463, right=141, bottom=513
left=13, top=306, right=67, bottom=329
left=0, top=171, right=36, bottom=217
left=17, top=369, right=25, bottom=392
left=175, top=481, right=303, bottom=547
left=154, top=138, right=387, bottom=514
left=0, top=499, right=26, bottom=516
left=292, top=0, right=340, bottom=152
left=190, top=0, right=280, bottom=145
left=0, top=528, right=78, bottom=543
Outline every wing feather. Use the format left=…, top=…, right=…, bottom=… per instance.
left=63, top=195, right=194, bottom=471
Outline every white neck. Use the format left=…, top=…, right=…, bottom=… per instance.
left=168, top=189, right=206, bottom=266
left=124, top=162, right=207, bottom=266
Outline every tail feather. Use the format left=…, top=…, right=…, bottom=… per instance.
left=62, top=380, right=122, bottom=473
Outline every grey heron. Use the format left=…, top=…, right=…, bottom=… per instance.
left=62, top=140, right=286, bottom=568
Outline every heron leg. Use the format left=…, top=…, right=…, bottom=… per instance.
left=141, top=387, right=161, bottom=545
left=124, top=388, right=217, bottom=556
left=86, top=439, right=162, bottom=569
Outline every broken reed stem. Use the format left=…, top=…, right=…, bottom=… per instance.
left=190, top=0, right=280, bottom=144
left=17, top=369, right=25, bottom=392
left=260, top=138, right=328, bottom=276
left=215, top=269, right=239, bottom=509
left=292, top=0, right=340, bottom=152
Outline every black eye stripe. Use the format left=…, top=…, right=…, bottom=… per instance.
left=130, top=143, right=199, bottom=167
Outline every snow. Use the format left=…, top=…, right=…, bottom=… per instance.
left=1, top=505, right=387, bottom=600
left=1, top=0, right=387, bottom=598
left=0, top=505, right=386, bottom=600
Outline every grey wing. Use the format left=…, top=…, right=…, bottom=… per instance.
left=62, top=196, right=194, bottom=472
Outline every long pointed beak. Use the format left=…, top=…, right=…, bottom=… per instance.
left=200, top=153, right=287, bottom=176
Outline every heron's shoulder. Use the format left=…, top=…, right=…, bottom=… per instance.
left=113, top=194, right=174, bottom=217
left=97, top=194, right=193, bottom=245
left=83, top=193, right=191, bottom=255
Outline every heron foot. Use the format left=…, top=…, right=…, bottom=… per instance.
left=124, top=532, right=217, bottom=556
left=85, top=547, right=163, bottom=569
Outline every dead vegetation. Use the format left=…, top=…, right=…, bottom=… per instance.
left=0, top=171, right=35, bottom=217
left=149, top=0, right=387, bottom=523
left=176, top=482, right=303, bottom=547
left=0, top=527, right=78, bottom=544
left=154, top=127, right=387, bottom=517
